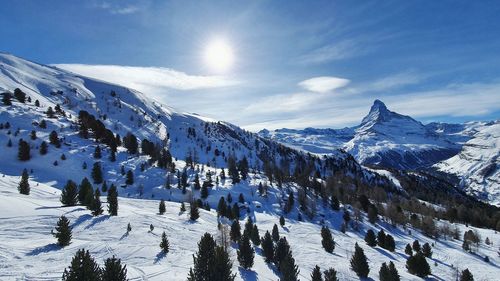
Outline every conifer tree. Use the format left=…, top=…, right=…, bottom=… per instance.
left=79, top=177, right=93, bottom=206
left=321, top=226, right=335, bottom=253
left=280, top=253, right=299, bottom=281
left=18, top=168, right=30, bottom=195
left=272, top=224, right=280, bottom=242
left=91, top=162, right=103, bottom=184
left=460, top=269, right=474, bottom=281
left=194, top=173, right=201, bottom=190
left=350, top=243, right=370, bottom=278
left=406, top=252, right=430, bottom=278
left=323, top=268, right=339, bottom=281
left=127, top=223, right=132, bottom=233
left=190, top=201, right=200, bottom=221
left=94, top=146, right=101, bottom=159
left=388, top=261, right=400, bottom=281
left=126, top=170, right=134, bottom=185
left=237, top=234, right=254, bottom=269
left=107, top=184, right=118, bottom=216
left=422, top=243, right=432, bottom=258
left=180, top=202, right=186, bottom=212
left=405, top=243, right=413, bottom=256
left=17, top=139, right=30, bottom=161
left=231, top=203, right=239, bottom=219
left=49, top=130, right=60, bottom=147
left=330, top=195, right=340, bottom=211
left=90, top=189, right=103, bottom=216
left=412, top=240, right=421, bottom=253
left=101, top=181, right=108, bottom=193
left=384, top=234, right=396, bottom=252
left=261, top=231, right=274, bottom=263
left=212, top=245, right=236, bottom=281
left=62, top=249, right=101, bottom=281
left=54, top=215, right=72, bottom=246
left=160, top=231, right=170, bottom=254
left=379, top=262, right=391, bottom=281
left=311, top=265, right=323, bottom=281
left=159, top=199, right=166, bottom=215
left=230, top=220, right=241, bottom=242
left=102, top=256, right=127, bottom=281
left=38, top=141, right=48, bottom=154
left=217, top=197, right=226, bottom=217
left=274, top=237, right=291, bottom=270
left=279, top=215, right=285, bottom=227
left=251, top=224, right=261, bottom=246
left=2, top=92, right=12, bottom=105
left=377, top=230, right=386, bottom=248
left=243, top=217, right=253, bottom=238
left=364, top=229, right=377, bottom=247
left=61, top=180, right=78, bottom=206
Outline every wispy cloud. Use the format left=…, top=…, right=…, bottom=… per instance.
left=93, top=1, right=142, bottom=15
left=296, top=39, right=364, bottom=64
left=298, top=76, right=350, bottom=93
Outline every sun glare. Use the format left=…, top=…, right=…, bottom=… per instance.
left=204, top=39, right=234, bottom=72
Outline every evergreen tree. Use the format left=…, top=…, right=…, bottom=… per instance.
left=61, top=180, right=78, bottom=206
left=280, top=253, right=299, bottom=281
left=330, top=195, right=340, bottom=211
left=261, top=231, right=274, bottom=263
left=422, top=243, right=432, bottom=258
left=388, top=261, right=400, bottom=281
left=321, top=226, right=335, bottom=253
left=272, top=224, right=280, bottom=242
left=90, top=189, right=103, bottom=216
left=217, top=197, right=227, bottom=217
left=102, top=256, right=127, bottom=281
left=384, top=234, right=396, bottom=252
left=379, top=262, right=391, bottom=281
left=406, top=252, right=431, bottom=278
left=311, top=265, right=323, bottom=281
left=107, top=184, right=118, bottom=216
left=231, top=203, right=240, bottom=219
left=350, top=243, right=370, bottom=278
left=194, top=174, right=201, bottom=190
left=364, top=229, right=377, bottom=247
left=18, top=168, right=30, bottom=195
left=127, top=223, right=132, bottom=233
left=101, top=181, right=108, bottom=193
left=91, top=162, right=103, bottom=184
left=279, top=215, right=285, bottom=227
left=39, top=141, right=48, bottom=155
left=190, top=201, right=200, bottom=221
left=17, top=139, right=30, bottom=161
left=237, top=234, right=254, bottom=269
left=49, top=130, right=60, bottom=147
left=180, top=202, right=186, bottom=212
left=377, top=229, right=386, bottom=248
left=251, top=224, right=261, bottom=246
left=159, top=199, right=166, bottom=215
left=160, top=231, right=170, bottom=254
left=61, top=249, right=101, bottom=281
left=14, top=88, right=26, bottom=103
left=200, top=184, right=208, bottom=199
left=94, top=146, right=101, bottom=159
left=274, top=237, right=291, bottom=269
left=460, top=269, right=474, bottom=281
left=78, top=178, right=93, bottom=206
left=230, top=220, right=241, bottom=242
left=243, top=217, right=253, bottom=238
left=54, top=215, right=72, bottom=247
left=2, top=92, right=12, bottom=105
left=125, top=170, right=134, bottom=185
left=405, top=244, right=413, bottom=256
left=412, top=240, right=421, bottom=253
left=46, top=106, right=55, bottom=118
left=323, top=268, right=339, bottom=281
left=212, top=245, right=236, bottom=281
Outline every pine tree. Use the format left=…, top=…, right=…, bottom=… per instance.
left=39, top=141, right=48, bottom=155
left=61, top=249, right=101, bottom=281
left=200, top=184, right=208, bottom=199
left=2, top=92, right=12, bottom=105
left=350, top=243, right=370, bottom=278
left=107, top=184, right=118, bottom=216
left=243, top=217, right=253, bottom=238
left=94, top=146, right=101, bottom=159
left=159, top=199, right=166, bottom=215
left=422, top=243, right=432, bottom=258
left=279, top=215, right=285, bottom=227
left=251, top=224, right=261, bottom=246
left=61, top=180, right=78, bottom=206
left=160, top=231, right=170, bottom=254
left=54, top=215, right=72, bottom=246
left=126, top=170, right=134, bottom=185
left=78, top=178, right=93, bottom=206
left=384, top=234, right=396, bottom=252
left=261, top=231, right=274, bottom=263
left=274, top=237, right=291, bottom=269
left=388, top=261, right=400, bottom=281
left=272, top=224, right=280, bottom=242
left=17, top=139, right=30, bottom=161
left=237, top=234, right=254, bottom=269
left=321, top=226, right=335, bottom=253
left=280, top=253, right=299, bottom=281
left=405, top=243, right=413, bottom=256
left=91, top=162, right=103, bottom=184
left=323, top=268, right=339, bottom=281
left=231, top=203, right=239, bottom=219
left=49, top=130, right=60, bottom=147
left=190, top=201, right=200, bottom=221
left=194, top=173, right=201, bottom=190
left=412, top=240, right=421, bottom=252
left=460, top=269, right=474, bottom=281
left=18, top=168, right=30, bottom=195
left=230, top=220, right=241, bottom=242
left=127, top=223, right=132, bottom=233
left=406, top=252, right=430, bottom=278
left=101, top=181, right=108, bottom=193
left=330, top=195, right=340, bottom=211
left=377, top=229, right=386, bottom=248
left=364, top=229, right=377, bottom=247
left=102, top=256, right=127, bottom=281
left=311, top=265, right=323, bottom=281
left=379, top=262, right=391, bottom=281
left=212, top=245, right=236, bottom=281
left=90, top=189, right=103, bottom=216
left=217, top=197, right=227, bottom=217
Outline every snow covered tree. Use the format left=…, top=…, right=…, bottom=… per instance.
left=350, top=243, right=369, bottom=278
left=91, top=162, right=103, bottom=184
left=406, top=252, right=430, bottom=278
left=39, top=141, right=48, bottom=155
left=261, top=231, right=274, bottom=263
left=190, top=201, right=200, bottom=221
left=321, top=226, right=335, bottom=253
left=90, top=189, right=103, bottom=216
left=365, top=229, right=377, bottom=247
left=311, top=265, right=322, bottom=281
left=159, top=199, right=166, bottom=215
left=60, top=180, right=78, bottom=206
left=17, top=139, right=30, bottom=161
left=160, top=231, right=170, bottom=254
left=102, top=256, right=127, bottom=281
left=62, top=249, right=101, bottom=281
left=230, top=220, right=241, bottom=242
left=460, top=269, right=474, bottom=281
left=107, top=184, right=118, bottom=216
left=272, top=224, right=280, bottom=242
left=323, top=268, right=339, bottom=281
left=125, top=170, right=134, bottom=185
left=54, top=215, right=72, bottom=247
left=422, top=243, right=432, bottom=258
left=18, top=168, right=30, bottom=195
left=237, top=234, right=254, bottom=269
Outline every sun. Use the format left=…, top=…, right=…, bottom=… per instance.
left=204, top=39, right=234, bottom=72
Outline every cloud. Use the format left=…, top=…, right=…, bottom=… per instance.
left=93, top=1, right=142, bottom=15
left=296, top=39, right=363, bottom=64
left=298, top=76, right=350, bottom=93
left=53, top=64, right=240, bottom=92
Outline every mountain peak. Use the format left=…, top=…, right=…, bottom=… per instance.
left=360, top=99, right=392, bottom=126
left=371, top=99, right=388, bottom=112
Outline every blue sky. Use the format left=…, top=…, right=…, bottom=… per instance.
left=1, top=0, right=500, bottom=130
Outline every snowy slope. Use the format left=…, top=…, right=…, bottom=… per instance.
left=435, top=121, right=500, bottom=205
left=1, top=174, right=499, bottom=280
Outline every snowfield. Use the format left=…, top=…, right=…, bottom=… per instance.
left=1, top=174, right=499, bottom=280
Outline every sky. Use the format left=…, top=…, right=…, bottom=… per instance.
left=1, top=0, right=500, bottom=131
